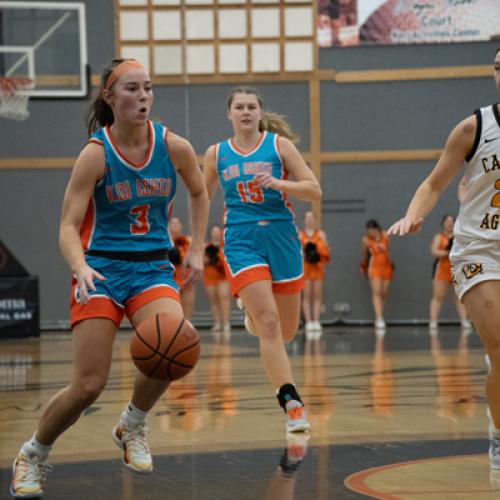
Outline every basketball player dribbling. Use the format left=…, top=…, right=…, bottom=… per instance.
left=11, top=59, right=209, bottom=498
left=388, top=48, right=500, bottom=470
left=203, top=86, right=322, bottom=432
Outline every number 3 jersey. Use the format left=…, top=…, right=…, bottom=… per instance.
left=80, top=121, right=177, bottom=252
left=455, top=104, right=500, bottom=241
left=215, top=131, right=295, bottom=226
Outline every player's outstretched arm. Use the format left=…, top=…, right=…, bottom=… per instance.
left=388, top=115, right=476, bottom=236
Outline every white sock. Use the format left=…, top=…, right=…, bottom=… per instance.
left=121, top=401, right=148, bottom=427
left=21, top=433, right=52, bottom=462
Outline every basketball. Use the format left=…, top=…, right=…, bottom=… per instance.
left=130, top=312, right=201, bottom=381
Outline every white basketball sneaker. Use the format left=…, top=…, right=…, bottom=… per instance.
left=112, top=420, right=153, bottom=474
left=490, top=436, right=500, bottom=470
left=11, top=452, right=50, bottom=499
left=285, top=400, right=311, bottom=433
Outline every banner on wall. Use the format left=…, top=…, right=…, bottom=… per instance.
left=0, top=277, right=40, bottom=339
left=317, top=0, right=500, bottom=48
left=0, top=240, right=40, bottom=338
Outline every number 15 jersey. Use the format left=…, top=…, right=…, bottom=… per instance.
left=215, top=131, right=295, bottom=226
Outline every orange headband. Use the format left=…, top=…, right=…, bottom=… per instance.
left=104, top=60, right=146, bottom=90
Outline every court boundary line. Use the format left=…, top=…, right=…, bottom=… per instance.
left=344, top=453, right=490, bottom=500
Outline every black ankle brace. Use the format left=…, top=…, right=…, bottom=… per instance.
left=277, top=383, right=303, bottom=412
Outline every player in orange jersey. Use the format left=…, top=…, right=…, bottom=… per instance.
left=361, top=220, right=393, bottom=332
left=429, top=214, right=470, bottom=332
left=204, top=224, right=232, bottom=335
left=169, top=217, right=196, bottom=319
left=299, top=210, right=330, bottom=338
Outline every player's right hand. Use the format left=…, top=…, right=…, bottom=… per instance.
left=74, top=264, right=106, bottom=304
left=182, top=248, right=203, bottom=289
left=387, top=216, right=424, bottom=236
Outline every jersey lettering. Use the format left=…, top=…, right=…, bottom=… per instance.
left=222, top=164, right=241, bottom=180
left=106, top=181, right=132, bottom=202
left=482, top=154, right=500, bottom=173
left=136, top=178, right=171, bottom=197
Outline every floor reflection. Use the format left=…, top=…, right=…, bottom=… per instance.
left=0, top=325, right=493, bottom=499
left=0, top=340, right=40, bottom=392
left=431, top=330, right=477, bottom=423
left=370, top=334, right=395, bottom=417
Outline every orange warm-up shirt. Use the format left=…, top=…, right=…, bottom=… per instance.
left=432, top=233, right=453, bottom=283
left=365, top=231, right=393, bottom=281
left=172, top=235, right=191, bottom=287
left=203, top=244, right=227, bottom=286
left=299, top=230, right=330, bottom=281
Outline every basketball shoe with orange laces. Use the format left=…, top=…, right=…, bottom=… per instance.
left=112, top=420, right=153, bottom=474
left=285, top=400, right=310, bottom=433
left=11, top=452, right=50, bottom=499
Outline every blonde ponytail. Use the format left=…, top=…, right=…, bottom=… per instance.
left=259, top=111, right=299, bottom=144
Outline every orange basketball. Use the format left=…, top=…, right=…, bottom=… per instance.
left=130, top=312, right=201, bottom=381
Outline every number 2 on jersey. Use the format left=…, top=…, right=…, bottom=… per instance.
left=237, top=181, right=264, bottom=204
left=491, top=179, right=500, bottom=208
left=130, top=204, right=151, bottom=235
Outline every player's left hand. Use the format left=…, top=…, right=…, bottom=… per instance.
left=253, top=172, right=279, bottom=190
left=182, top=248, right=203, bottom=288
left=387, top=216, right=424, bottom=236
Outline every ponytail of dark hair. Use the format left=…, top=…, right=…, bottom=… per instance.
left=441, top=213, right=455, bottom=225
left=85, top=58, right=128, bottom=137
left=366, top=219, right=381, bottom=230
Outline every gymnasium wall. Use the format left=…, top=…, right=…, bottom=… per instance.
left=320, top=46, right=498, bottom=321
left=0, top=0, right=498, bottom=327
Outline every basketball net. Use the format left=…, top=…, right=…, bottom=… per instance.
left=0, top=77, right=34, bottom=121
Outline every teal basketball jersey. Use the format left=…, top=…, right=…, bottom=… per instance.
left=216, top=131, right=295, bottom=226
left=81, top=121, right=177, bottom=252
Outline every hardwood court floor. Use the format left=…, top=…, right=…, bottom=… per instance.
left=0, top=326, right=497, bottom=499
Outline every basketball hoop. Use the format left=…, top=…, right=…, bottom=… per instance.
left=0, top=76, right=34, bottom=121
